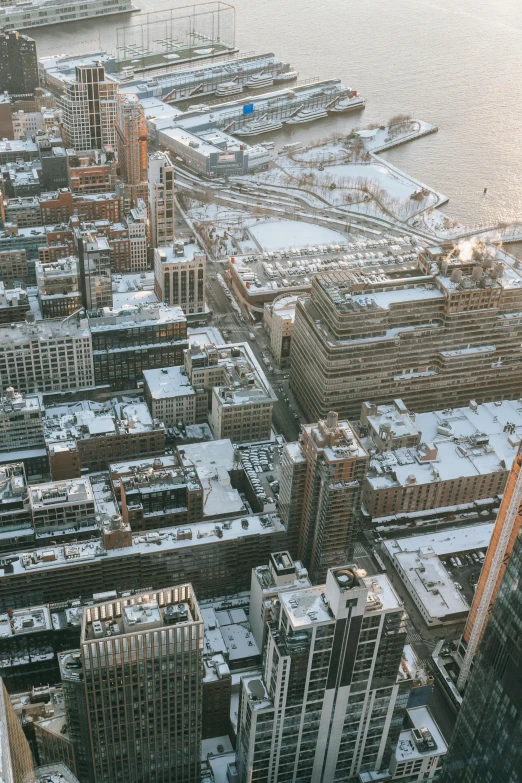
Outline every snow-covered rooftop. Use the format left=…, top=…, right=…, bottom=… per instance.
left=384, top=523, right=493, bottom=622
left=143, top=366, right=195, bottom=400
left=365, top=399, right=522, bottom=490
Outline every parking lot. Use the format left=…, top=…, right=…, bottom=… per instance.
left=441, top=550, right=486, bottom=605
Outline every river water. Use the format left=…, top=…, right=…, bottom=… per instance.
left=31, top=0, right=522, bottom=226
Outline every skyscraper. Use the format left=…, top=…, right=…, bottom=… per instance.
left=148, top=151, right=175, bottom=248
left=236, top=565, right=408, bottom=782
left=0, top=677, right=35, bottom=783
left=61, top=64, right=118, bottom=151
left=115, top=94, right=149, bottom=210
left=278, top=412, right=369, bottom=583
left=75, top=230, right=113, bottom=310
left=61, top=585, right=204, bottom=783
left=0, top=31, right=38, bottom=95
left=441, top=529, right=522, bottom=782
left=457, top=452, right=522, bottom=690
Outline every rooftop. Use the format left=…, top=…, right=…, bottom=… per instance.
left=0, top=316, right=90, bottom=346
left=87, top=303, right=186, bottom=332
left=180, top=439, right=245, bottom=519
left=81, top=585, right=201, bottom=642
left=230, top=236, right=421, bottom=298
left=6, top=512, right=285, bottom=577
left=155, top=243, right=203, bottom=265
left=29, top=478, right=94, bottom=510
left=364, top=398, right=522, bottom=491
left=394, top=706, right=447, bottom=762
left=0, top=463, right=27, bottom=506
left=384, top=523, right=494, bottom=620
left=0, top=605, right=51, bottom=639
left=0, top=388, right=41, bottom=416
left=43, top=397, right=160, bottom=442
left=144, top=366, right=195, bottom=399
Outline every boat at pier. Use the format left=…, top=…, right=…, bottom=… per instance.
left=273, top=70, right=299, bottom=83
left=0, top=0, right=138, bottom=30
left=286, top=105, right=328, bottom=124
left=216, top=80, right=243, bottom=97
left=235, top=116, right=283, bottom=137
left=329, top=93, right=366, bottom=112
left=245, top=72, right=274, bottom=90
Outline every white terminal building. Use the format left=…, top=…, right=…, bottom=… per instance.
left=383, top=523, right=493, bottom=627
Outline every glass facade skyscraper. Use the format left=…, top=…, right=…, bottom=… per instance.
left=441, top=531, right=522, bottom=783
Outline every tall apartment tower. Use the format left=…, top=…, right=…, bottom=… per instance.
left=61, top=64, right=118, bottom=151
left=0, top=31, right=38, bottom=95
left=116, top=94, right=149, bottom=210
left=278, top=412, right=369, bottom=583
left=236, top=566, right=408, bottom=782
left=148, top=151, right=175, bottom=248
left=75, top=231, right=113, bottom=310
left=441, top=530, right=522, bottom=783
left=457, top=452, right=522, bottom=690
left=61, top=585, right=204, bottom=783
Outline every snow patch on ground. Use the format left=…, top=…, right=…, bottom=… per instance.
left=250, top=219, right=348, bottom=251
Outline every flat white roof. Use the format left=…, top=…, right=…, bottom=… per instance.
left=384, top=523, right=493, bottom=620
left=144, top=366, right=195, bottom=399
left=394, top=706, right=447, bottom=762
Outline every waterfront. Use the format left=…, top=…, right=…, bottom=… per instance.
left=31, top=0, right=522, bottom=226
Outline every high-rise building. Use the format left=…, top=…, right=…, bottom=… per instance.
left=154, top=243, right=206, bottom=314
left=278, top=412, right=369, bottom=583
left=75, top=231, right=113, bottom=310
left=0, top=31, right=38, bottom=95
left=148, top=151, right=175, bottom=248
left=87, top=303, right=188, bottom=390
left=290, top=246, right=522, bottom=421
left=0, top=386, right=43, bottom=449
left=62, top=585, right=204, bottom=783
left=115, top=94, right=149, bottom=210
left=441, top=530, right=522, bottom=783
left=456, top=452, right=522, bottom=690
left=236, top=565, right=408, bottom=782
left=0, top=317, right=95, bottom=395
left=35, top=257, right=82, bottom=318
left=60, top=64, right=118, bottom=151
left=0, top=676, right=36, bottom=783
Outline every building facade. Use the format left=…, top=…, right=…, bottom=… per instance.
left=88, top=304, right=188, bottom=390
left=0, top=317, right=94, bottom=395
left=75, top=231, right=113, bottom=310
left=65, top=586, right=204, bottom=783
left=154, top=244, right=206, bottom=315
left=237, top=566, right=408, bottom=783
left=0, top=31, right=38, bottom=95
left=60, top=64, right=118, bottom=151
left=0, top=386, right=43, bottom=448
left=35, top=257, right=82, bottom=318
left=148, top=151, right=175, bottom=248
left=115, top=94, right=148, bottom=210
left=290, top=246, right=522, bottom=421
left=279, top=412, right=369, bottom=583
left=441, top=530, right=522, bottom=783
